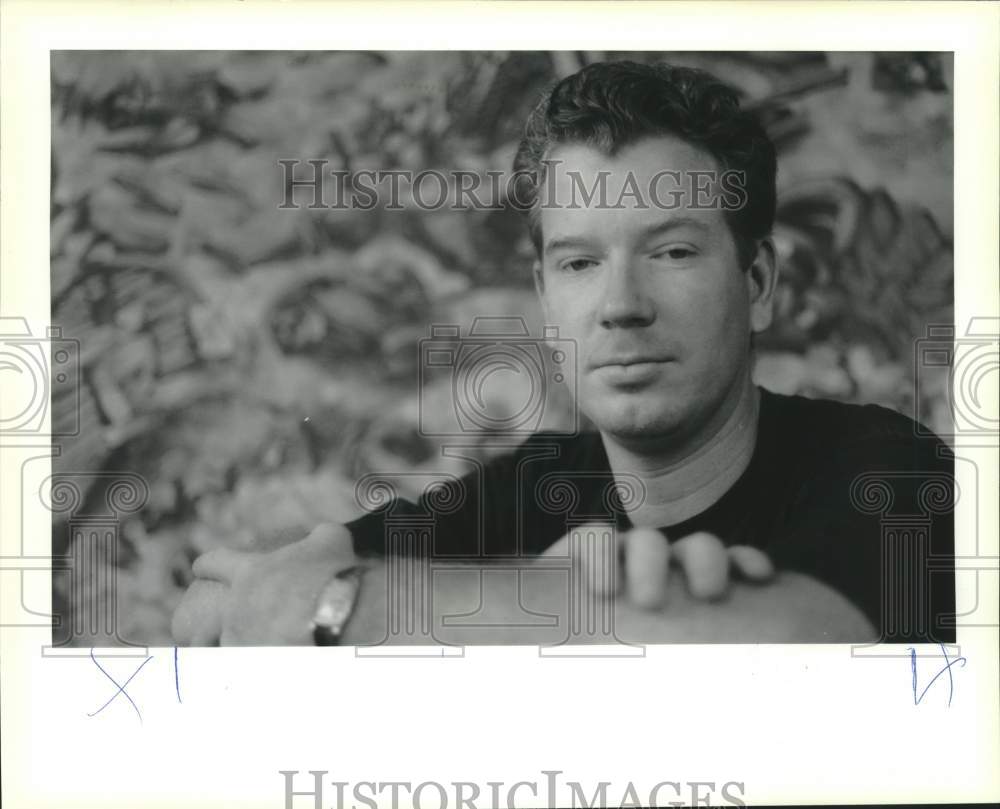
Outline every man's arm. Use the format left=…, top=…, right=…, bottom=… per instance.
left=175, top=556, right=874, bottom=647
left=173, top=524, right=869, bottom=646
left=342, top=557, right=875, bottom=646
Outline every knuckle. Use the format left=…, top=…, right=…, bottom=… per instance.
left=308, top=522, right=352, bottom=546
left=685, top=530, right=725, bottom=552
left=191, top=550, right=219, bottom=576
left=627, top=526, right=666, bottom=549
left=729, top=545, right=774, bottom=579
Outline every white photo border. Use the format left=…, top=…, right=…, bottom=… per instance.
left=2, top=2, right=998, bottom=807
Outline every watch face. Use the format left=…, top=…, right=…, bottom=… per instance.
left=311, top=566, right=364, bottom=645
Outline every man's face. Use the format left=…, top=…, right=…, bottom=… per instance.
left=535, top=136, right=774, bottom=446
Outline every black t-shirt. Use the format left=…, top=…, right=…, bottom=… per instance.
left=347, top=387, right=955, bottom=643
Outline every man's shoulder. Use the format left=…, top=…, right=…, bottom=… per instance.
left=762, top=387, right=947, bottom=451
left=762, top=386, right=954, bottom=492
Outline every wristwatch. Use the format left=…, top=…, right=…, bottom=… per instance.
left=310, top=565, right=365, bottom=646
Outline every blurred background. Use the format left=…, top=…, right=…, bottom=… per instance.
left=48, top=51, right=954, bottom=646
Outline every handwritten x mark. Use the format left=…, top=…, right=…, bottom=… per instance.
left=910, top=643, right=967, bottom=708
left=87, top=649, right=153, bottom=724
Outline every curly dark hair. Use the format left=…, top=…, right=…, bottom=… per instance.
left=513, top=60, right=777, bottom=269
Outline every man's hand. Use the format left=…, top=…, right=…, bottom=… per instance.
left=172, top=523, right=359, bottom=646
left=171, top=578, right=227, bottom=646
left=172, top=522, right=774, bottom=645
left=172, top=520, right=873, bottom=646
left=543, top=524, right=774, bottom=609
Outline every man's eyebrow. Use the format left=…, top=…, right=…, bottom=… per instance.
left=637, top=217, right=711, bottom=241
left=543, top=217, right=711, bottom=254
left=543, top=236, right=597, bottom=254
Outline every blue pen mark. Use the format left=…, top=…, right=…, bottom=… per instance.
left=909, top=643, right=967, bottom=707
left=173, top=647, right=182, bottom=704
left=87, top=649, right=153, bottom=724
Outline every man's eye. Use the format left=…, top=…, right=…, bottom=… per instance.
left=562, top=258, right=598, bottom=272
left=653, top=247, right=696, bottom=261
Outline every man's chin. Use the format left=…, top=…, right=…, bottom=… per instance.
left=584, top=397, right=690, bottom=445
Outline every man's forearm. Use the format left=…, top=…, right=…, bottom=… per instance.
left=342, top=559, right=878, bottom=646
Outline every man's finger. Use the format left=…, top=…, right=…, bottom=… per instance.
left=574, top=523, right=621, bottom=598
left=172, top=579, right=227, bottom=646
left=301, top=522, right=356, bottom=555
left=672, top=531, right=729, bottom=600
left=191, top=547, right=251, bottom=583
left=625, top=527, right=671, bottom=609
left=728, top=545, right=775, bottom=582
left=539, top=525, right=621, bottom=597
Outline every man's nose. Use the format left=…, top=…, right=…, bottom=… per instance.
left=599, top=259, right=655, bottom=329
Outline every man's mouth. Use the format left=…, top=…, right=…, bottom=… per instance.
left=589, top=354, right=675, bottom=370
left=588, top=354, right=676, bottom=386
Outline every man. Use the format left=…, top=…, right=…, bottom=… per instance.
left=174, top=61, right=954, bottom=646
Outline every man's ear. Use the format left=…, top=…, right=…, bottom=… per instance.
left=746, top=237, right=779, bottom=335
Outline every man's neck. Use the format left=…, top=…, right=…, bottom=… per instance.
left=601, top=376, right=761, bottom=529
